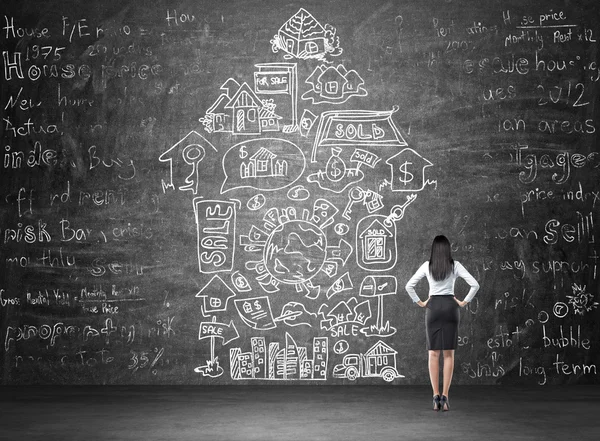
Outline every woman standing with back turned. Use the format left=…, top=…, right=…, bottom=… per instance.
left=405, top=235, right=480, bottom=411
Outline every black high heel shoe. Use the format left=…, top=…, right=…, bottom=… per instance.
left=433, top=394, right=441, bottom=411
left=441, top=395, right=449, bottom=411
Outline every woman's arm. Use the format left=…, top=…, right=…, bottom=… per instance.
left=455, top=262, right=480, bottom=303
left=405, top=262, right=428, bottom=303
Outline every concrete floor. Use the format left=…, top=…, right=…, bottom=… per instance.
left=1, top=385, right=598, bottom=441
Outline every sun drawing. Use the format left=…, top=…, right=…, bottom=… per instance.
left=566, top=283, right=599, bottom=315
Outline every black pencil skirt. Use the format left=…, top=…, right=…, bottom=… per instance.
left=425, top=296, right=460, bottom=350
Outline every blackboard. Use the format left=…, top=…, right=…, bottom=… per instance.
left=1, top=0, right=599, bottom=385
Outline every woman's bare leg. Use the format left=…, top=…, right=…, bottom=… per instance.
left=442, top=349, right=455, bottom=398
left=428, top=350, right=441, bottom=396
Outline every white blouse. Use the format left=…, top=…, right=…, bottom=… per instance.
left=405, top=261, right=480, bottom=303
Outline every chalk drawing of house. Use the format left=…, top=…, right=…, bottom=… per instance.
left=203, top=79, right=283, bottom=135
left=359, top=219, right=393, bottom=263
left=259, top=107, right=282, bottom=132
left=363, top=341, right=398, bottom=378
left=276, top=8, right=327, bottom=59
left=225, top=83, right=263, bottom=135
left=343, top=70, right=364, bottom=94
left=317, top=66, right=347, bottom=100
left=302, top=65, right=367, bottom=104
left=240, top=147, right=288, bottom=179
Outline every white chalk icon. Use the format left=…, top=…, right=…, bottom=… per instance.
left=363, top=189, right=384, bottom=213
left=342, top=185, right=384, bottom=221
left=383, top=194, right=417, bottom=226
left=254, top=63, right=298, bottom=133
left=240, top=201, right=344, bottom=298
left=194, top=199, right=236, bottom=274
left=159, top=131, right=218, bottom=195
left=195, top=275, right=237, bottom=315
left=235, top=296, right=276, bottom=330
left=220, top=138, right=306, bottom=194
left=333, top=339, right=350, bottom=355
left=354, top=195, right=417, bottom=272
left=200, top=80, right=284, bottom=136
left=356, top=215, right=397, bottom=272
left=307, top=146, right=381, bottom=193
left=241, top=147, right=288, bottom=179
left=325, top=239, right=353, bottom=267
left=307, top=147, right=364, bottom=194
left=318, top=297, right=372, bottom=332
left=195, top=316, right=239, bottom=378
left=566, top=284, right=598, bottom=315
left=299, top=109, right=318, bottom=137
left=230, top=333, right=328, bottom=380
left=270, top=8, right=342, bottom=62
left=553, top=302, right=569, bottom=318
left=332, top=341, right=404, bottom=382
left=326, top=272, right=354, bottom=299
left=287, top=184, right=310, bottom=201
left=274, top=301, right=318, bottom=327
left=386, top=148, right=434, bottom=192
left=302, top=64, right=367, bottom=105
left=359, top=275, right=397, bottom=337
left=334, top=222, right=350, bottom=236
left=247, top=193, right=266, bottom=211
left=231, top=271, right=252, bottom=293
left=310, top=107, right=406, bottom=163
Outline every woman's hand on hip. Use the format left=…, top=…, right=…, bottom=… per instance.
left=416, top=298, right=429, bottom=308
left=454, top=297, right=468, bottom=308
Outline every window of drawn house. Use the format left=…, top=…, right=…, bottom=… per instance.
left=325, top=81, right=338, bottom=95
left=257, top=159, right=269, bottom=173
left=305, top=41, right=318, bottom=54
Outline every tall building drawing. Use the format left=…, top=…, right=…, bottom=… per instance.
left=230, top=333, right=329, bottom=381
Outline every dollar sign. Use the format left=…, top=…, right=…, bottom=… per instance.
left=333, top=280, right=343, bottom=292
left=398, top=161, right=414, bottom=185
left=254, top=300, right=262, bottom=310
left=239, top=145, right=247, bottom=159
left=329, top=158, right=343, bottom=180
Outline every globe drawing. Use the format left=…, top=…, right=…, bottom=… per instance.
left=263, top=220, right=327, bottom=284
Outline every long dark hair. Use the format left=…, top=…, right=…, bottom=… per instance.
left=429, top=235, right=454, bottom=281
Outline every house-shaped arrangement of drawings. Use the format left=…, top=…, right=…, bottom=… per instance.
left=200, top=79, right=283, bottom=135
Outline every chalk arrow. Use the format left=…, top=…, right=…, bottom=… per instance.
left=326, top=239, right=353, bottom=266
left=198, top=320, right=239, bottom=346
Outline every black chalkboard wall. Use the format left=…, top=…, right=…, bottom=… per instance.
left=1, top=0, right=598, bottom=385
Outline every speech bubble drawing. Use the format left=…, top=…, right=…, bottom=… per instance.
left=221, top=138, right=306, bottom=194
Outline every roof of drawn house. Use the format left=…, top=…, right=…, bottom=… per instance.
left=318, top=65, right=347, bottom=83
left=206, top=93, right=230, bottom=114
left=258, top=107, right=283, bottom=120
left=280, top=8, right=326, bottom=40
left=250, top=147, right=277, bottom=161
left=365, top=341, right=397, bottom=357
left=225, top=82, right=263, bottom=109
